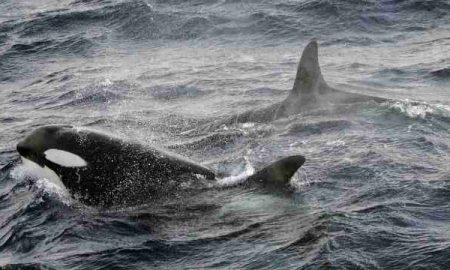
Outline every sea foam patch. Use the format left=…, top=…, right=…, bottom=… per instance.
left=216, top=158, right=255, bottom=187
left=18, top=157, right=70, bottom=198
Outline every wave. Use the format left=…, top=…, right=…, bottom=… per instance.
left=39, top=80, right=131, bottom=109
left=284, top=120, right=353, bottom=136
left=2, top=1, right=214, bottom=41
left=56, top=90, right=122, bottom=108
left=0, top=186, right=57, bottom=259
left=146, top=84, right=211, bottom=100
left=385, top=100, right=450, bottom=119
left=0, top=263, right=55, bottom=270
left=429, top=67, right=450, bottom=80
left=0, top=0, right=446, bottom=50
left=372, top=66, right=450, bottom=85
left=399, top=0, right=450, bottom=12
left=243, top=87, right=285, bottom=97
left=4, top=36, right=93, bottom=56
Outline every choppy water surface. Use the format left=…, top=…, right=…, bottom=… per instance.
left=1, top=0, right=450, bottom=269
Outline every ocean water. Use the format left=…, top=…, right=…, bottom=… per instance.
left=1, top=0, right=450, bottom=269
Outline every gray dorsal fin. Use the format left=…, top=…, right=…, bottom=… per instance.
left=292, top=39, right=331, bottom=98
left=246, top=155, right=305, bottom=189
left=271, top=39, right=383, bottom=119
left=274, top=39, right=333, bottom=118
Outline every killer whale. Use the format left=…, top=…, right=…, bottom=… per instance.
left=222, top=39, right=386, bottom=124
left=16, top=125, right=305, bottom=207
left=15, top=40, right=383, bottom=207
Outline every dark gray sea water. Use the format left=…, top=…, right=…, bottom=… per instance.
left=1, top=0, right=450, bottom=269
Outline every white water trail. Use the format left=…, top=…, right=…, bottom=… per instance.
left=216, top=157, right=255, bottom=187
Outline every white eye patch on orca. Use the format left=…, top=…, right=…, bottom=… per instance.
left=44, top=149, right=87, bottom=167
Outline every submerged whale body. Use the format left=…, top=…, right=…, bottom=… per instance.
left=16, top=125, right=305, bottom=207
left=227, top=39, right=386, bottom=123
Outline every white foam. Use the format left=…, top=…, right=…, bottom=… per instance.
left=390, top=100, right=435, bottom=119
left=14, top=157, right=71, bottom=202
left=326, top=140, right=346, bottom=147
left=242, top=122, right=255, bottom=128
left=289, top=169, right=310, bottom=190
left=216, top=158, right=255, bottom=187
left=101, top=78, right=113, bottom=86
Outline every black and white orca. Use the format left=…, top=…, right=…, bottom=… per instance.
left=16, top=39, right=383, bottom=207
left=16, top=125, right=305, bottom=207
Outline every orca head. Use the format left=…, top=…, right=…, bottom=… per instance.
left=17, top=125, right=87, bottom=169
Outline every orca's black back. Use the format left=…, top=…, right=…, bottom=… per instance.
left=47, top=130, right=214, bottom=207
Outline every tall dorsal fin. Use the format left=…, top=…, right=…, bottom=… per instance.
left=270, top=39, right=386, bottom=119
left=274, top=39, right=333, bottom=118
left=292, top=39, right=331, bottom=98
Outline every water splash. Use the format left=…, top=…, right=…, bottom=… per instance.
left=388, top=100, right=438, bottom=119
left=216, top=157, right=255, bottom=187
left=10, top=159, right=72, bottom=204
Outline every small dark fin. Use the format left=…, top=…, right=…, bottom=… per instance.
left=291, top=39, right=332, bottom=99
left=246, top=155, right=305, bottom=189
